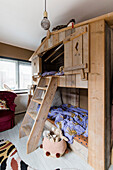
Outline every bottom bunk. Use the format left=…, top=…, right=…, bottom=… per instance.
left=45, top=119, right=88, bottom=162
left=44, top=103, right=88, bottom=162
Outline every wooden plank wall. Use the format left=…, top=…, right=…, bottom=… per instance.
left=38, top=29, right=75, bottom=55
left=79, top=89, right=88, bottom=110
left=57, top=74, right=88, bottom=88
left=61, top=88, right=88, bottom=109
left=88, top=20, right=111, bottom=170
left=61, top=87, right=79, bottom=107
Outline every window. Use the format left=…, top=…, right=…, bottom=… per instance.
left=0, top=57, right=32, bottom=90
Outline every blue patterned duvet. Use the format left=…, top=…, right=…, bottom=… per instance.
left=37, top=104, right=88, bottom=144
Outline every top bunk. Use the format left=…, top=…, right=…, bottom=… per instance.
left=30, top=12, right=113, bottom=89
left=30, top=11, right=113, bottom=61
left=31, top=24, right=89, bottom=89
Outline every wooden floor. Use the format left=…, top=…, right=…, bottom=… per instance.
left=0, top=114, right=112, bottom=170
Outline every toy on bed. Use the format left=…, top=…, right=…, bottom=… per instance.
left=41, top=127, right=68, bottom=158
left=48, top=104, right=88, bottom=144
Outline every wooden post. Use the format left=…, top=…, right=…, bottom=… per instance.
left=88, top=20, right=111, bottom=170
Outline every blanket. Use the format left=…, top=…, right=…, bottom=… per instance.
left=37, top=104, right=88, bottom=144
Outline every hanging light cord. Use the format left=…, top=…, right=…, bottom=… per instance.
left=45, top=0, right=46, bottom=12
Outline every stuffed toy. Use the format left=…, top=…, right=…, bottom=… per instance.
left=40, top=128, right=68, bottom=158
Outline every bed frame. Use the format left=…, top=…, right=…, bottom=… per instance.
left=29, top=12, right=113, bottom=170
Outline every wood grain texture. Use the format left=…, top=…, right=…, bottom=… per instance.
left=32, top=57, right=42, bottom=76
left=64, top=25, right=89, bottom=76
left=53, top=33, right=59, bottom=46
left=27, top=77, right=57, bottom=153
left=88, top=20, right=108, bottom=170
left=44, top=75, right=88, bottom=89
left=59, top=31, right=66, bottom=42
left=80, top=89, right=88, bottom=110
left=51, top=12, right=113, bottom=35
left=61, top=87, right=79, bottom=107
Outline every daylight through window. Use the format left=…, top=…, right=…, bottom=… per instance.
left=0, top=57, right=32, bottom=90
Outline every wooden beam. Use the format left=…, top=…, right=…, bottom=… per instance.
left=44, top=44, right=63, bottom=62
left=88, top=20, right=111, bottom=170
left=51, top=51, right=64, bottom=63
left=63, top=29, right=87, bottom=44
left=51, top=12, right=113, bottom=35
left=29, top=30, right=51, bottom=61
left=64, top=64, right=87, bottom=72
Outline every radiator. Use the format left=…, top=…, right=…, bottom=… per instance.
left=14, top=93, right=28, bottom=114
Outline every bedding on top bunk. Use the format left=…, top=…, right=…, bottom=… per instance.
left=41, top=70, right=64, bottom=77
left=37, top=104, right=88, bottom=145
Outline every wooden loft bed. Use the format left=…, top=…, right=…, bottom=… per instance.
left=27, top=12, right=113, bottom=170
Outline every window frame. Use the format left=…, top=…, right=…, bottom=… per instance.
left=0, top=56, right=31, bottom=91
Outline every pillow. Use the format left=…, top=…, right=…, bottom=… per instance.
left=0, top=100, right=9, bottom=110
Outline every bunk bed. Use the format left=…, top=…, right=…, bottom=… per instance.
left=20, top=12, right=113, bottom=170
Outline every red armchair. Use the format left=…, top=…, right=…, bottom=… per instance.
left=0, top=91, right=17, bottom=132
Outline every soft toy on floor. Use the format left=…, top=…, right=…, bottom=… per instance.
left=40, top=128, right=68, bottom=158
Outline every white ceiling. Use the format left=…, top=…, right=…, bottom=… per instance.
left=0, top=0, right=113, bottom=51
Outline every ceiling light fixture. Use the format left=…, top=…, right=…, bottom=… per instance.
left=41, top=0, right=50, bottom=30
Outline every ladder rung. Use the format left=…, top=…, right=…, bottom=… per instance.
left=22, top=124, right=32, bottom=136
left=37, top=86, right=47, bottom=90
left=27, top=111, right=37, bottom=120
left=32, top=98, right=42, bottom=104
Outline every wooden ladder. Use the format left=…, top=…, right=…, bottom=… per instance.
left=19, top=76, right=57, bottom=154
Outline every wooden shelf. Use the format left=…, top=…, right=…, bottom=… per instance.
left=32, top=98, right=42, bottom=104
left=22, top=124, right=32, bottom=136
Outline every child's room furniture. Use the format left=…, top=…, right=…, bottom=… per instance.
left=19, top=12, right=113, bottom=170
left=0, top=91, right=17, bottom=132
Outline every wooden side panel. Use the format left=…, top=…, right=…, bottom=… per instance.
left=61, top=87, right=79, bottom=107
left=48, top=35, right=53, bottom=48
left=64, top=25, right=89, bottom=76
left=43, top=39, right=48, bottom=51
left=64, top=41, right=73, bottom=74
left=32, top=56, right=42, bottom=76
left=65, top=75, right=72, bottom=87
left=45, top=75, right=88, bottom=88
left=65, top=29, right=72, bottom=37
left=80, top=89, right=88, bottom=110
left=73, top=25, right=89, bottom=74
left=59, top=31, right=66, bottom=42
left=53, top=33, right=59, bottom=46
left=76, top=74, right=88, bottom=88
left=88, top=20, right=106, bottom=170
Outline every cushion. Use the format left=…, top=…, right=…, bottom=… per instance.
left=0, top=99, right=9, bottom=110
